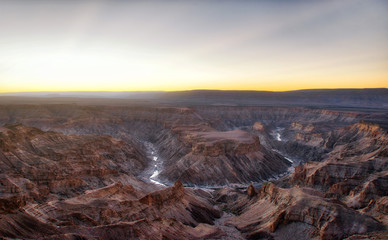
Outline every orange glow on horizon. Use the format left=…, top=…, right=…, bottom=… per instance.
left=1, top=1, right=387, bottom=93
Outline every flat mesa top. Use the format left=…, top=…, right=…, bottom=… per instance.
left=194, top=129, right=255, bottom=144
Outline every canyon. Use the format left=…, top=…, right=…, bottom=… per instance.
left=0, top=89, right=387, bottom=239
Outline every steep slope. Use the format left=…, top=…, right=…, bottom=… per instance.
left=0, top=123, right=150, bottom=202
left=210, top=122, right=388, bottom=239
left=0, top=181, right=224, bottom=240
left=222, top=184, right=384, bottom=240
left=0, top=124, right=226, bottom=239
left=156, top=124, right=291, bottom=185
left=292, top=123, right=387, bottom=200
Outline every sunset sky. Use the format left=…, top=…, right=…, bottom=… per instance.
left=0, top=0, right=387, bottom=92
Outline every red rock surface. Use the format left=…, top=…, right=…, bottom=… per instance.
left=226, top=184, right=384, bottom=240
left=158, top=125, right=290, bottom=185
left=0, top=124, right=224, bottom=239
left=291, top=123, right=388, bottom=226
left=0, top=124, right=150, bottom=201
left=0, top=104, right=387, bottom=239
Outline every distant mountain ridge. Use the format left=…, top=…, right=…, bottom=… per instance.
left=0, top=91, right=164, bottom=99
left=161, top=88, right=388, bottom=108
left=1, top=88, right=387, bottom=109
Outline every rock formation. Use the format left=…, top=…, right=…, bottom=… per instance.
left=157, top=126, right=291, bottom=185
left=0, top=102, right=387, bottom=239
left=225, top=183, right=384, bottom=240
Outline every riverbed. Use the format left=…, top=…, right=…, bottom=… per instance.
left=141, top=126, right=297, bottom=188
left=141, top=142, right=166, bottom=186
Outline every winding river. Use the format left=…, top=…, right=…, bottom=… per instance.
left=142, top=127, right=296, bottom=187
left=273, top=127, right=284, bottom=142
left=271, top=126, right=299, bottom=177
left=143, top=142, right=166, bottom=186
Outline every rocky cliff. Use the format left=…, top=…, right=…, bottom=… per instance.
left=0, top=123, right=151, bottom=204
left=157, top=125, right=290, bottom=185
left=0, top=103, right=387, bottom=239
left=223, top=183, right=384, bottom=240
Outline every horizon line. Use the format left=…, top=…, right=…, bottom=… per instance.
left=1, top=87, right=387, bottom=94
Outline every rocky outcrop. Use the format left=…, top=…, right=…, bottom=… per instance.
left=288, top=122, right=388, bottom=235
left=247, top=184, right=257, bottom=198
left=15, top=181, right=221, bottom=239
left=139, top=180, right=185, bottom=207
left=0, top=124, right=149, bottom=199
left=157, top=125, right=290, bottom=185
left=51, top=218, right=225, bottom=240
left=227, top=184, right=384, bottom=240
left=189, top=130, right=261, bottom=156
left=291, top=122, right=388, bottom=193
left=253, top=121, right=265, bottom=131
left=0, top=194, right=26, bottom=213
left=0, top=211, right=60, bottom=239
left=0, top=175, right=224, bottom=240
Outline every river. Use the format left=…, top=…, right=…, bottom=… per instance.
left=142, top=142, right=166, bottom=186
left=272, top=127, right=284, bottom=142
left=270, top=126, right=299, bottom=176
left=141, top=127, right=296, bottom=187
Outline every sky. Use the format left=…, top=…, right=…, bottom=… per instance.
left=0, top=0, right=387, bottom=92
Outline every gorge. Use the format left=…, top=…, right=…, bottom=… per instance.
left=0, top=89, right=387, bottom=239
